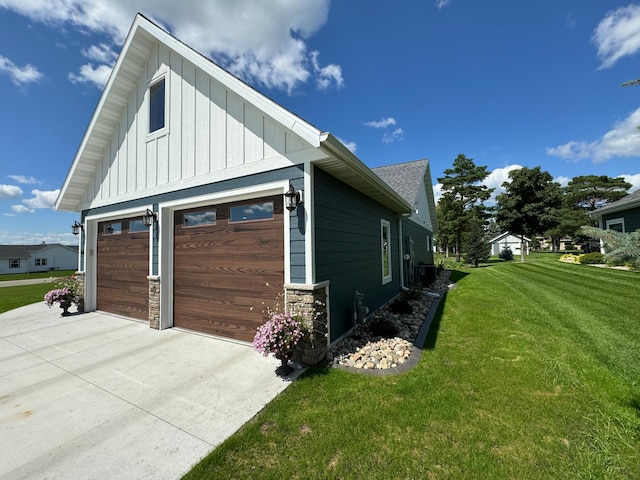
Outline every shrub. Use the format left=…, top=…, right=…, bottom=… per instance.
left=367, top=318, right=399, bottom=339
left=559, top=253, right=580, bottom=263
left=578, top=252, right=605, bottom=264
left=253, top=313, right=304, bottom=360
left=403, top=286, right=423, bottom=301
left=499, top=245, right=514, bottom=261
left=389, top=298, right=413, bottom=315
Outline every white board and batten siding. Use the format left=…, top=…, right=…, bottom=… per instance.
left=86, top=42, right=309, bottom=209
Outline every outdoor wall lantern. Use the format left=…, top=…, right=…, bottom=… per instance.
left=142, top=208, right=158, bottom=228
left=71, top=221, right=84, bottom=235
left=284, top=184, right=303, bottom=212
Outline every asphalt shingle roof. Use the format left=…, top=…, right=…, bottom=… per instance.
left=372, top=159, right=429, bottom=206
left=0, top=244, right=77, bottom=259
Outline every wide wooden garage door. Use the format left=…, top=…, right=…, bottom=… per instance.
left=96, top=218, right=149, bottom=320
left=173, top=196, right=284, bottom=342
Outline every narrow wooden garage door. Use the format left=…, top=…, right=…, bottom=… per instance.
left=173, top=196, right=284, bottom=341
left=96, top=218, right=149, bottom=320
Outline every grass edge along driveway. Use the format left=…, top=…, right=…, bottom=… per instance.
left=184, top=254, right=639, bottom=480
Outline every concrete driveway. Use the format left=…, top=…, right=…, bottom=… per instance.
left=0, top=303, right=300, bottom=479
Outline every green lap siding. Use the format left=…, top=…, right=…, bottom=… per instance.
left=402, top=218, right=434, bottom=266
left=603, top=206, right=640, bottom=232
left=314, top=166, right=401, bottom=343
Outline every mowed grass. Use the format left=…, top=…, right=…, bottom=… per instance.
left=0, top=269, right=75, bottom=282
left=0, top=283, right=53, bottom=313
left=184, top=254, right=640, bottom=480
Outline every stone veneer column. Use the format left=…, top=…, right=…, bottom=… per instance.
left=285, top=281, right=329, bottom=365
left=74, top=271, right=85, bottom=313
left=148, top=276, right=160, bottom=330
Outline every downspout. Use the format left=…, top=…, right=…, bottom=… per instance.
left=398, top=214, right=410, bottom=291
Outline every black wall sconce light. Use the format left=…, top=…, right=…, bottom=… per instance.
left=284, top=184, right=303, bottom=212
left=142, top=208, right=158, bottom=227
left=71, top=221, right=84, bottom=235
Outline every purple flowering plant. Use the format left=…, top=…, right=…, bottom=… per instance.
left=253, top=312, right=304, bottom=360
left=44, top=275, right=80, bottom=307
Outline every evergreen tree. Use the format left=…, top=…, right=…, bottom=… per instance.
left=437, top=154, right=494, bottom=262
left=462, top=216, right=491, bottom=267
left=495, top=166, right=562, bottom=262
left=564, top=175, right=631, bottom=211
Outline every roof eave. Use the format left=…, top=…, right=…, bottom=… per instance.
left=317, top=134, right=413, bottom=215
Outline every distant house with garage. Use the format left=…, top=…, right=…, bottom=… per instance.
left=54, top=14, right=438, bottom=364
left=489, top=232, right=530, bottom=256
left=0, top=244, right=78, bottom=274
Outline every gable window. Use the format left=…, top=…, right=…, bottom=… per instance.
left=605, top=218, right=625, bottom=233
left=381, top=219, right=392, bottom=284
left=9, top=259, right=19, bottom=269
left=149, top=77, right=165, bottom=133
left=35, top=258, right=47, bottom=266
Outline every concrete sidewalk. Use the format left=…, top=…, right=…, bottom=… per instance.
left=0, top=277, right=58, bottom=287
left=0, top=303, right=300, bottom=479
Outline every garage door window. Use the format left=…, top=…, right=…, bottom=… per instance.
left=103, top=222, right=122, bottom=235
left=183, top=210, right=217, bottom=228
left=129, top=219, right=148, bottom=233
left=230, top=202, right=274, bottom=223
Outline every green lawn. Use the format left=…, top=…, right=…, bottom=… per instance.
left=184, top=253, right=640, bottom=479
left=0, top=283, right=54, bottom=313
left=0, top=270, right=75, bottom=282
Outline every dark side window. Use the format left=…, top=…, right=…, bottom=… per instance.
left=149, top=78, right=165, bottom=133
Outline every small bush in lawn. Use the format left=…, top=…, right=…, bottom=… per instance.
left=389, top=298, right=413, bottom=315
left=499, top=245, right=514, bottom=261
left=578, top=252, right=605, bottom=264
left=367, top=318, right=399, bottom=339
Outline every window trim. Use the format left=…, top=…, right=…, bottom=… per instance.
left=147, top=72, right=168, bottom=140
left=381, top=219, right=392, bottom=285
left=35, top=258, right=48, bottom=266
left=9, top=258, right=20, bottom=269
left=605, top=217, right=625, bottom=233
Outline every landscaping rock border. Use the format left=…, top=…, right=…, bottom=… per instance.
left=328, top=271, right=453, bottom=376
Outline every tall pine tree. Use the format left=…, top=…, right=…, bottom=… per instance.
left=437, top=154, right=493, bottom=262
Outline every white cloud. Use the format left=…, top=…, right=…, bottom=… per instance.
left=592, top=4, right=640, bottom=69
left=7, top=175, right=41, bottom=184
left=3, top=213, right=16, bottom=217
left=546, top=107, right=640, bottom=163
left=432, top=183, right=443, bottom=203
left=483, top=164, right=524, bottom=202
left=0, top=55, right=43, bottom=86
left=68, top=63, right=114, bottom=88
left=0, top=230, right=78, bottom=245
left=310, top=51, right=343, bottom=90
left=365, top=117, right=397, bottom=129
left=554, top=176, right=571, bottom=188
left=22, top=189, right=60, bottom=209
left=0, top=184, right=23, bottom=198
left=435, top=0, right=452, bottom=10
left=0, top=0, right=339, bottom=93
left=382, top=128, right=404, bottom=144
left=11, top=204, right=34, bottom=214
left=621, top=173, right=640, bottom=192
left=83, top=43, right=118, bottom=63
left=337, top=137, right=357, bottom=153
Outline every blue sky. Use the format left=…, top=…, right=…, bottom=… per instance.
left=2, top=0, right=640, bottom=245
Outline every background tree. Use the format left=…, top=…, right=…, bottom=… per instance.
left=462, top=216, right=491, bottom=267
left=495, top=166, right=562, bottom=262
left=581, top=225, right=640, bottom=268
left=564, top=175, right=631, bottom=211
left=435, top=197, right=456, bottom=257
left=437, top=154, right=494, bottom=262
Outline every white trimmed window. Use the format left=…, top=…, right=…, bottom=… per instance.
left=149, top=76, right=166, bottom=134
left=605, top=218, right=625, bottom=233
left=35, top=258, right=47, bottom=266
left=381, top=219, right=392, bottom=284
left=9, top=259, right=19, bottom=269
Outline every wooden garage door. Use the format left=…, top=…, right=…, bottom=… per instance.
left=96, top=218, right=149, bottom=320
left=173, top=196, right=284, bottom=341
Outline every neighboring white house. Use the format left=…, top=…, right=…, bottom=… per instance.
left=489, top=233, right=530, bottom=256
left=0, top=244, right=78, bottom=274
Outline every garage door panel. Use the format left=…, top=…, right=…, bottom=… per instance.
left=97, top=219, right=149, bottom=321
left=173, top=196, right=284, bottom=342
